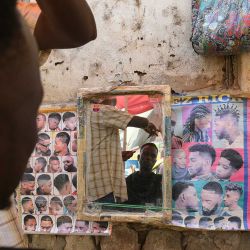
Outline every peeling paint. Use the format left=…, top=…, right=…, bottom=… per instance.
left=134, top=70, right=147, bottom=76
left=54, top=61, right=64, bottom=66
left=171, top=6, right=182, bottom=26
left=40, top=0, right=225, bottom=104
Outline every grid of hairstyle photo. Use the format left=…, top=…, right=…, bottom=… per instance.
left=171, top=95, right=245, bottom=230
left=20, top=108, right=111, bottom=235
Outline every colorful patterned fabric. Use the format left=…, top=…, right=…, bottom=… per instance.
left=191, top=0, right=250, bottom=55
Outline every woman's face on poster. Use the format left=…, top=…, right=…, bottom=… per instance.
left=195, top=114, right=211, bottom=130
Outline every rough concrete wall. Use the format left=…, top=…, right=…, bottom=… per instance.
left=33, top=0, right=250, bottom=249
left=27, top=224, right=250, bottom=250
left=40, top=0, right=225, bottom=104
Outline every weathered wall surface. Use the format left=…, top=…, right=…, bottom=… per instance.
left=40, top=0, right=226, bottom=104
left=33, top=0, right=250, bottom=249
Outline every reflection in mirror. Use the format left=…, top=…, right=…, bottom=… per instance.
left=84, top=94, right=165, bottom=213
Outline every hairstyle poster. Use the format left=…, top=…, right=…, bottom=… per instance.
left=171, top=94, right=247, bottom=230
left=19, top=106, right=111, bottom=235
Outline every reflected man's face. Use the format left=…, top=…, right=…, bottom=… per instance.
left=138, top=145, right=157, bottom=172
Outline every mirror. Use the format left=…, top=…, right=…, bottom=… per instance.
left=77, top=85, right=171, bottom=224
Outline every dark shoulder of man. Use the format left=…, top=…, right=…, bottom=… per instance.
left=154, top=172, right=162, bottom=182
left=126, top=171, right=137, bottom=182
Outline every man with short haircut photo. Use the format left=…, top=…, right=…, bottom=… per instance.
left=226, top=216, right=242, bottom=230
left=49, top=197, right=63, bottom=215
left=21, top=197, right=34, bottom=214
left=40, top=215, right=54, bottom=232
left=63, top=156, right=77, bottom=172
left=172, top=182, right=199, bottom=216
left=35, top=196, right=48, bottom=214
left=172, top=214, right=183, bottom=226
left=222, top=183, right=243, bottom=217
left=214, top=104, right=243, bottom=148
left=184, top=216, right=198, bottom=228
left=201, top=181, right=223, bottom=216
left=63, top=112, right=77, bottom=131
left=35, top=133, right=51, bottom=156
left=214, top=216, right=226, bottom=229
left=199, top=217, right=214, bottom=229
left=54, top=132, right=71, bottom=156
left=63, top=195, right=77, bottom=216
left=188, top=143, right=216, bottom=181
left=54, top=174, right=72, bottom=195
left=48, top=156, right=62, bottom=173
left=215, top=149, right=243, bottom=180
left=23, top=215, right=37, bottom=232
left=36, top=113, right=46, bottom=132
left=20, top=174, right=35, bottom=195
left=56, top=216, right=73, bottom=233
left=74, top=220, right=89, bottom=233
left=33, top=157, right=47, bottom=173
left=91, top=221, right=108, bottom=233
left=48, top=112, right=61, bottom=131
left=36, top=174, right=52, bottom=195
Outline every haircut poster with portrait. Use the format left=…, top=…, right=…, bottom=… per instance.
left=18, top=106, right=111, bottom=235
left=171, top=94, right=248, bottom=230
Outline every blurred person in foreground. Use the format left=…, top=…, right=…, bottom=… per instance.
left=0, top=0, right=96, bottom=247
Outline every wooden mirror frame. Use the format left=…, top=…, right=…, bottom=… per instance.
left=76, top=85, right=172, bottom=226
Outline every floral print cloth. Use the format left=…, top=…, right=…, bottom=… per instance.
left=191, top=0, right=250, bottom=55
